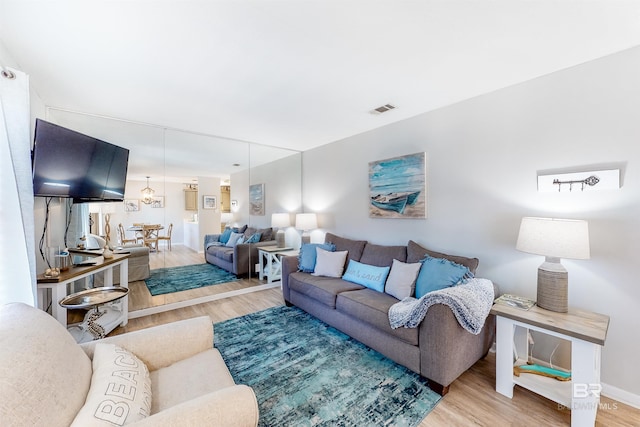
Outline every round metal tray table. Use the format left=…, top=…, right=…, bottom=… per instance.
left=59, top=286, right=129, bottom=313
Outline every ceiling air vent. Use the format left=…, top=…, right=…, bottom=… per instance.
left=370, top=104, right=396, bottom=114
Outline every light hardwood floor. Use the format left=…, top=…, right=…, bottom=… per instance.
left=109, top=245, right=639, bottom=426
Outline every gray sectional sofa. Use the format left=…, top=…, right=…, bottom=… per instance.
left=281, top=233, right=496, bottom=396
left=204, top=226, right=276, bottom=277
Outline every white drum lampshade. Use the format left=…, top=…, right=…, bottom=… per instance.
left=516, top=217, right=590, bottom=312
left=295, top=213, right=318, bottom=245
left=271, top=213, right=291, bottom=248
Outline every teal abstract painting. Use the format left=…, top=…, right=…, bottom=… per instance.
left=369, top=152, right=426, bottom=218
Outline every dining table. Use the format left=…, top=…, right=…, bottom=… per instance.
left=127, top=224, right=164, bottom=251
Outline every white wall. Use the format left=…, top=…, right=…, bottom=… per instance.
left=302, top=46, right=640, bottom=401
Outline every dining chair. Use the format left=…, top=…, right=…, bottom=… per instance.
left=142, top=224, right=160, bottom=251
left=118, top=223, right=138, bottom=246
left=157, top=223, right=173, bottom=251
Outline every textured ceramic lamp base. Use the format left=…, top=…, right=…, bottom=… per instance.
left=537, top=263, right=568, bottom=313
left=276, top=230, right=285, bottom=248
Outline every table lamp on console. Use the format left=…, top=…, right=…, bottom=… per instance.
left=516, top=217, right=590, bottom=312
left=271, top=213, right=291, bottom=248
left=295, top=213, right=317, bottom=245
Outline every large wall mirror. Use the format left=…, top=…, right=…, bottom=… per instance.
left=46, top=109, right=302, bottom=316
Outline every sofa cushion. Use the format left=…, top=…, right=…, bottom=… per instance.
left=312, top=248, right=348, bottom=278
left=257, top=227, right=273, bottom=241
left=0, top=303, right=93, bottom=427
left=225, top=232, right=244, bottom=247
left=324, top=232, right=367, bottom=264
left=71, top=343, right=151, bottom=426
left=407, top=240, right=479, bottom=274
left=360, top=243, right=407, bottom=267
left=150, top=348, right=235, bottom=414
left=219, top=228, right=233, bottom=244
left=385, top=259, right=422, bottom=300
left=342, top=259, right=390, bottom=292
left=336, top=289, right=419, bottom=346
left=289, top=272, right=365, bottom=308
left=245, top=232, right=261, bottom=243
left=414, top=255, right=473, bottom=298
left=298, top=243, right=336, bottom=273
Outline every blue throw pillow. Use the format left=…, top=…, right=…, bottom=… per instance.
left=342, top=260, right=391, bottom=293
left=219, top=228, right=233, bottom=244
left=298, top=243, right=336, bottom=272
left=414, top=255, right=473, bottom=298
left=245, top=232, right=261, bottom=244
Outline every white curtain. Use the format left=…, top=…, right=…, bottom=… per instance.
left=0, top=66, right=36, bottom=306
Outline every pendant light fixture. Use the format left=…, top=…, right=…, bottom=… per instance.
left=141, top=176, right=155, bottom=204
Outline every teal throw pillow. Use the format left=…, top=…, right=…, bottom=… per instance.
left=245, top=233, right=261, bottom=244
left=298, top=243, right=336, bottom=272
left=414, top=255, right=473, bottom=298
left=342, top=260, right=390, bottom=293
left=219, top=228, right=233, bottom=244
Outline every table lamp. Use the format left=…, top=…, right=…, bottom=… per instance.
left=271, top=213, right=291, bottom=248
left=295, top=213, right=317, bottom=245
left=516, top=217, right=590, bottom=312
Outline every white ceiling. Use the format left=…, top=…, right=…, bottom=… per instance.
left=2, top=0, right=640, bottom=155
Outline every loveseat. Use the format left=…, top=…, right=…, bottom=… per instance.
left=0, top=302, right=259, bottom=426
left=204, top=225, right=277, bottom=277
left=281, top=233, right=496, bottom=396
left=94, top=245, right=151, bottom=285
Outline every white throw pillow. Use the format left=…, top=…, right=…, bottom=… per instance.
left=312, top=248, right=348, bottom=278
left=225, top=232, right=244, bottom=247
left=71, top=343, right=152, bottom=427
left=385, top=259, right=422, bottom=300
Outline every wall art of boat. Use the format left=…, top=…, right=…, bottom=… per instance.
left=370, top=191, right=421, bottom=214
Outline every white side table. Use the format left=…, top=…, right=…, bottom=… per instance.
left=491, top=303, right=609, bottom=427
left=258, top=246, right=297, bottom=284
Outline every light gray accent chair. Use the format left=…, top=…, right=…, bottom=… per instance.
left=94, top=244, right=151, bottom=285
left=0, top=302, right=259, bottom=426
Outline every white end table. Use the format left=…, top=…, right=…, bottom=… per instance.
left=491, top=303, right=609, bottom=427
left=258, top=246, right=298, bottom=284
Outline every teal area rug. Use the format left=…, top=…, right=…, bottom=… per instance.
left=144, top=263, right=237, bottom=296
left=214, top=306, right=441, bottom=426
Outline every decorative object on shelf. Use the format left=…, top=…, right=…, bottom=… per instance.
left=203, top=195, right=217, bottom=209
left=272, top=213, right=291, bottom=248
left=537, top=168, right=620, bottom=192
left=369, top=152, right=426, bottom=219
left=516, top=217, right=590, bottom=313
left=513, top=363, right=571, bottom=381
left=140, top=176, right=155, bottom=204
left=295, top=213, right=317, bottom=244
left=124, top=199, right=139, bottom=212
left=103, top=245, right=114, bottom=259
left=494, top=294, right=535, bottom=310
left=249, top=183, right=265, bottom=215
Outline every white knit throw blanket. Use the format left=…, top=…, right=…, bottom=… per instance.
left=388, top=278, right=495, bottom=335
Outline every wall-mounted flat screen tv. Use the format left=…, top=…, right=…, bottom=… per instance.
left=32, top=119, right=129, bottom=202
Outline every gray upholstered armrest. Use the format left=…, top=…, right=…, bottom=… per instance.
left=80, top=316, right=213, bottom=371
left=281, top=255, right=299, bottom=303
left=233, top=240, right=277, bottom=277
left=130, top=385, right=259, bottom=427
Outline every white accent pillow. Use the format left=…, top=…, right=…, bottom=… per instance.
left=71, top=343, right=152, bottom=427
left=385, top=259, right=422, bottom=300
left=225, top=232, right=244, bottom=247
left=312, top=248, right=348, bottom=278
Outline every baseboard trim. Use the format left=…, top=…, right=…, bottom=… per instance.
left=128, top=282, right=281, bottom=318
left=602, top=382, right=640, bottom=409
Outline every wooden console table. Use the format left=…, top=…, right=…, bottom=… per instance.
left=492, top=303, right=609, bottom=427
left=36, top=253, right=130, bottom=328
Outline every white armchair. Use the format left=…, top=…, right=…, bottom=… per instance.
left=0, top=303, right=258, bottom=426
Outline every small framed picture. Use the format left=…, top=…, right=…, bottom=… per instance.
left=203, top=195, right=217, bottom=210
left=124, top=199, right=140, bottom=212
left=231, top=200, right=238, bottom=209
left=150, top=196, right=164, bottom=208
